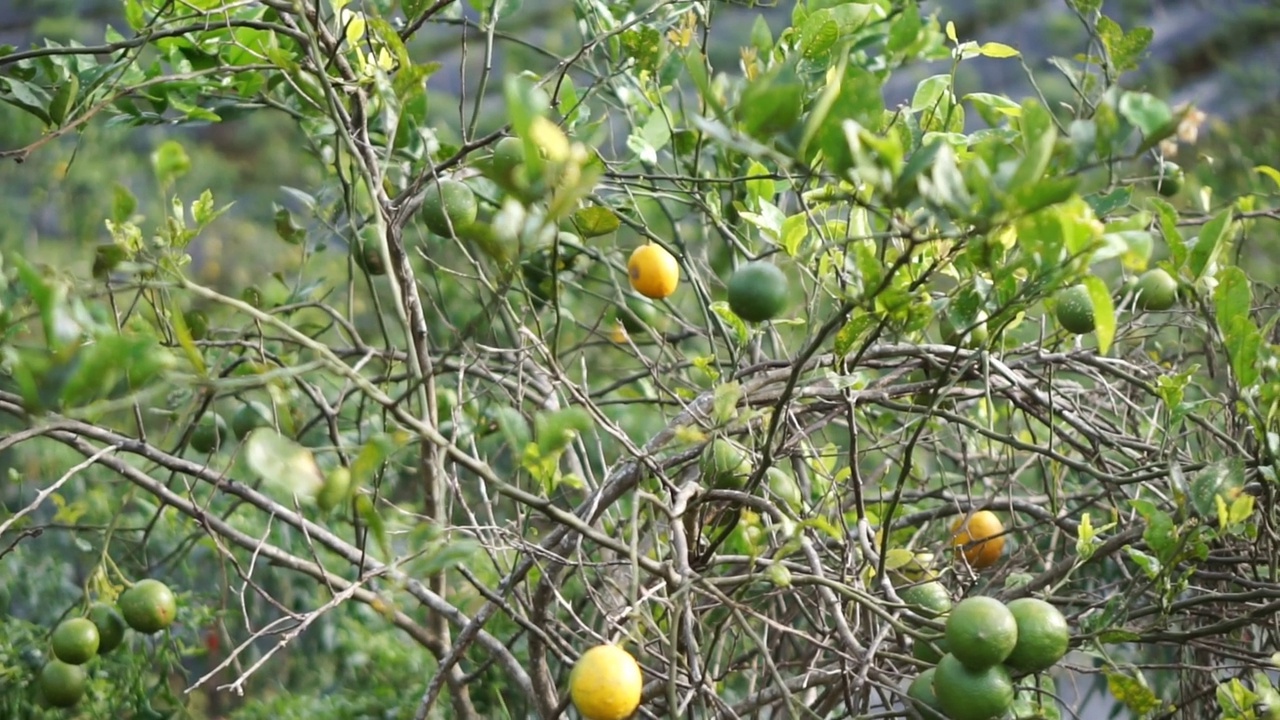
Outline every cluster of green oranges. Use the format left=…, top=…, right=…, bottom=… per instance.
left=188, top=400, right=274, bottom=455
left=1054, top=266, right=1179, bottom=336
left=38, top=580, right=178, bottom=708
left=904, top=592, right=1070, bottom=720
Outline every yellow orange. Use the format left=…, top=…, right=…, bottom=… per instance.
left=949, top=510, right=1005, bottom=569
left=627, top=244, right=679, bottom=299
left=569, top=644, right=643, bottom=720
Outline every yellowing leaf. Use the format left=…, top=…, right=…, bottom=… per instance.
left=979, top=42, right=1020, bottom=58
left=1255, top=165, right=1280, bottom=192
left=884, top=548, right=916, bottom=572
left=945, top=21, right=957, bottom=43
left=344, top=11, right=366, bottom=46
left=1228, top=493, right=1255, bottom=526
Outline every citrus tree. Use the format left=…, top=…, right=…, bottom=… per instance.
left=3, top=0, right=1280, bottom=718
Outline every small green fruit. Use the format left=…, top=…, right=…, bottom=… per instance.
left=726, top=261, right=789, bottom=323
left=190, top=412, right=229, bottom=454
left=421, top=179, right=478, bottom=237
left=1133, top=268, right=1177, bottom=311
left=119, top=579, right=178, bottom=634
left=231, top=401, right=274, bottom=440
left=1054, top=285, right=1095, bottom=335
left=51, top=618, right=99, bottom=665
left=1153, top=161, right=1184, bottom=197
left=88, top=602, right=126, bottom=655
left=39, top=660, right=87, bottom=708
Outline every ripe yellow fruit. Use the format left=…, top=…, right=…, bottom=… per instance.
left=569, top=644, right=643, bottom=720
left=627, top=244, right=679, bottom=299
left=949, top=510, right=1005, bottom=570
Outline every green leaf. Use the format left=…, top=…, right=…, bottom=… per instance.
left=1008, top=176, right=1079, bottom=215
left=1255, top=165, right=1280, bottom=192
left=799, top=17, right=839, bottom=60
left=1189, top=209, right=1232, bottom=280
left=571, top=207, right=620, bottom=238
left=151, top=140, right=191, bottom=187
left=1117, top=91, right=1173, bottom=145
left=1228, top=493, right=1255, bottom=526
left=349, top=432, right=399, bottom=495
left=111, top=184, right=137, bottom=224
left=13, top=256, right=78, bottom=351
left=534, top=407, right=593, bottom=456
left=886, top=1, right=921, bottom=53
left=1010, top=99, right=1056, bottom=189
left=834, top=312, right=874, bottom=357
left=47, top=74, right=79, bottom=126
left=737, top=59, right=804, bottom=138
left=1148, top=197, right=1184, bottom=267
left=420, top=538, right=481, bottom=577
left=1097, top=17, right=1153, bottom=72
left=502, top=74, right=550, bottom=176
left=619, top=26, right=662, bottom=75
left=1215, top=266, right=1261, bottom=388
left=491, top=406, right=531, bottom=454
left=1124, top=546, right=1161, bottom=579
left=712, top=381, right=743, bottom=426
left=744, top=160, right=775, bottom=206
left=1085, top=187, right=1131, bottom=218
left=0, top=77, right=53, bottom=123
left=355, top=494, right=392, bottom=561
left=166, top=296, right=207, bottom=377
left=1190, top=459, right=1245, bottom=519
left=273, top=204, right=306, bottom=244
left=711, top=301, right=750, bottom=345
left=964, top=93, right=1022, bottom=125
left=814, top=68, right=884, bottom=177
left=92, top=243, right=129, bottom=279
left=910, top=74, right=950, bottom=115
left=242, top=429, right=325, bottom=500
left=1082, top=275, right=1115, bottom=354
left=780, top=213, right=808, bottom=257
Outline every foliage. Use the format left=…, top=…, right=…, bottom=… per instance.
left=1, top=0, right=1279, bottom=718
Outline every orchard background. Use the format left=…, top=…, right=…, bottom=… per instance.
left=3, top=0, right=1280, bottom=718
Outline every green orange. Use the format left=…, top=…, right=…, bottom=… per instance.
left=1153, top=161, right=1184, bottom=197
left=1055, top=285, right=1095, bottom=335
left=1003, top=597, right=1070, bottom=674
left=88, top=602, right=126, bottom=655
left=900, top=581, right=953, bottom=619
left=119, top=579, right=178, bottom=634
left=726, top=261, right=789, bottom=322
left=1133, top=268, right=1177, bottom=311
left=232, top=401, right=274, bottom=440
left=944, top=596, right=1018, bottom=669
left=39, top=660, right=87, bottom=708
left=51, top=617, right=99, bottom=665
left=190, top=412, right=228, bottom=454
left=906, top=668, right=946, bottom=719
left=421, top=179, right=478, bottom=237
left=932, top=653, right=1015, bottom=720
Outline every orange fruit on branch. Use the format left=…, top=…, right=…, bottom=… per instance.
left=627, top=244, right=679, bottom=299
left=569, top=644, right=643, bottom=720
left=949, top=510, right=1005, bottom=569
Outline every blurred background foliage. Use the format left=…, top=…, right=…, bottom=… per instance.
left=1, top=1, right=1279, bottom=718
